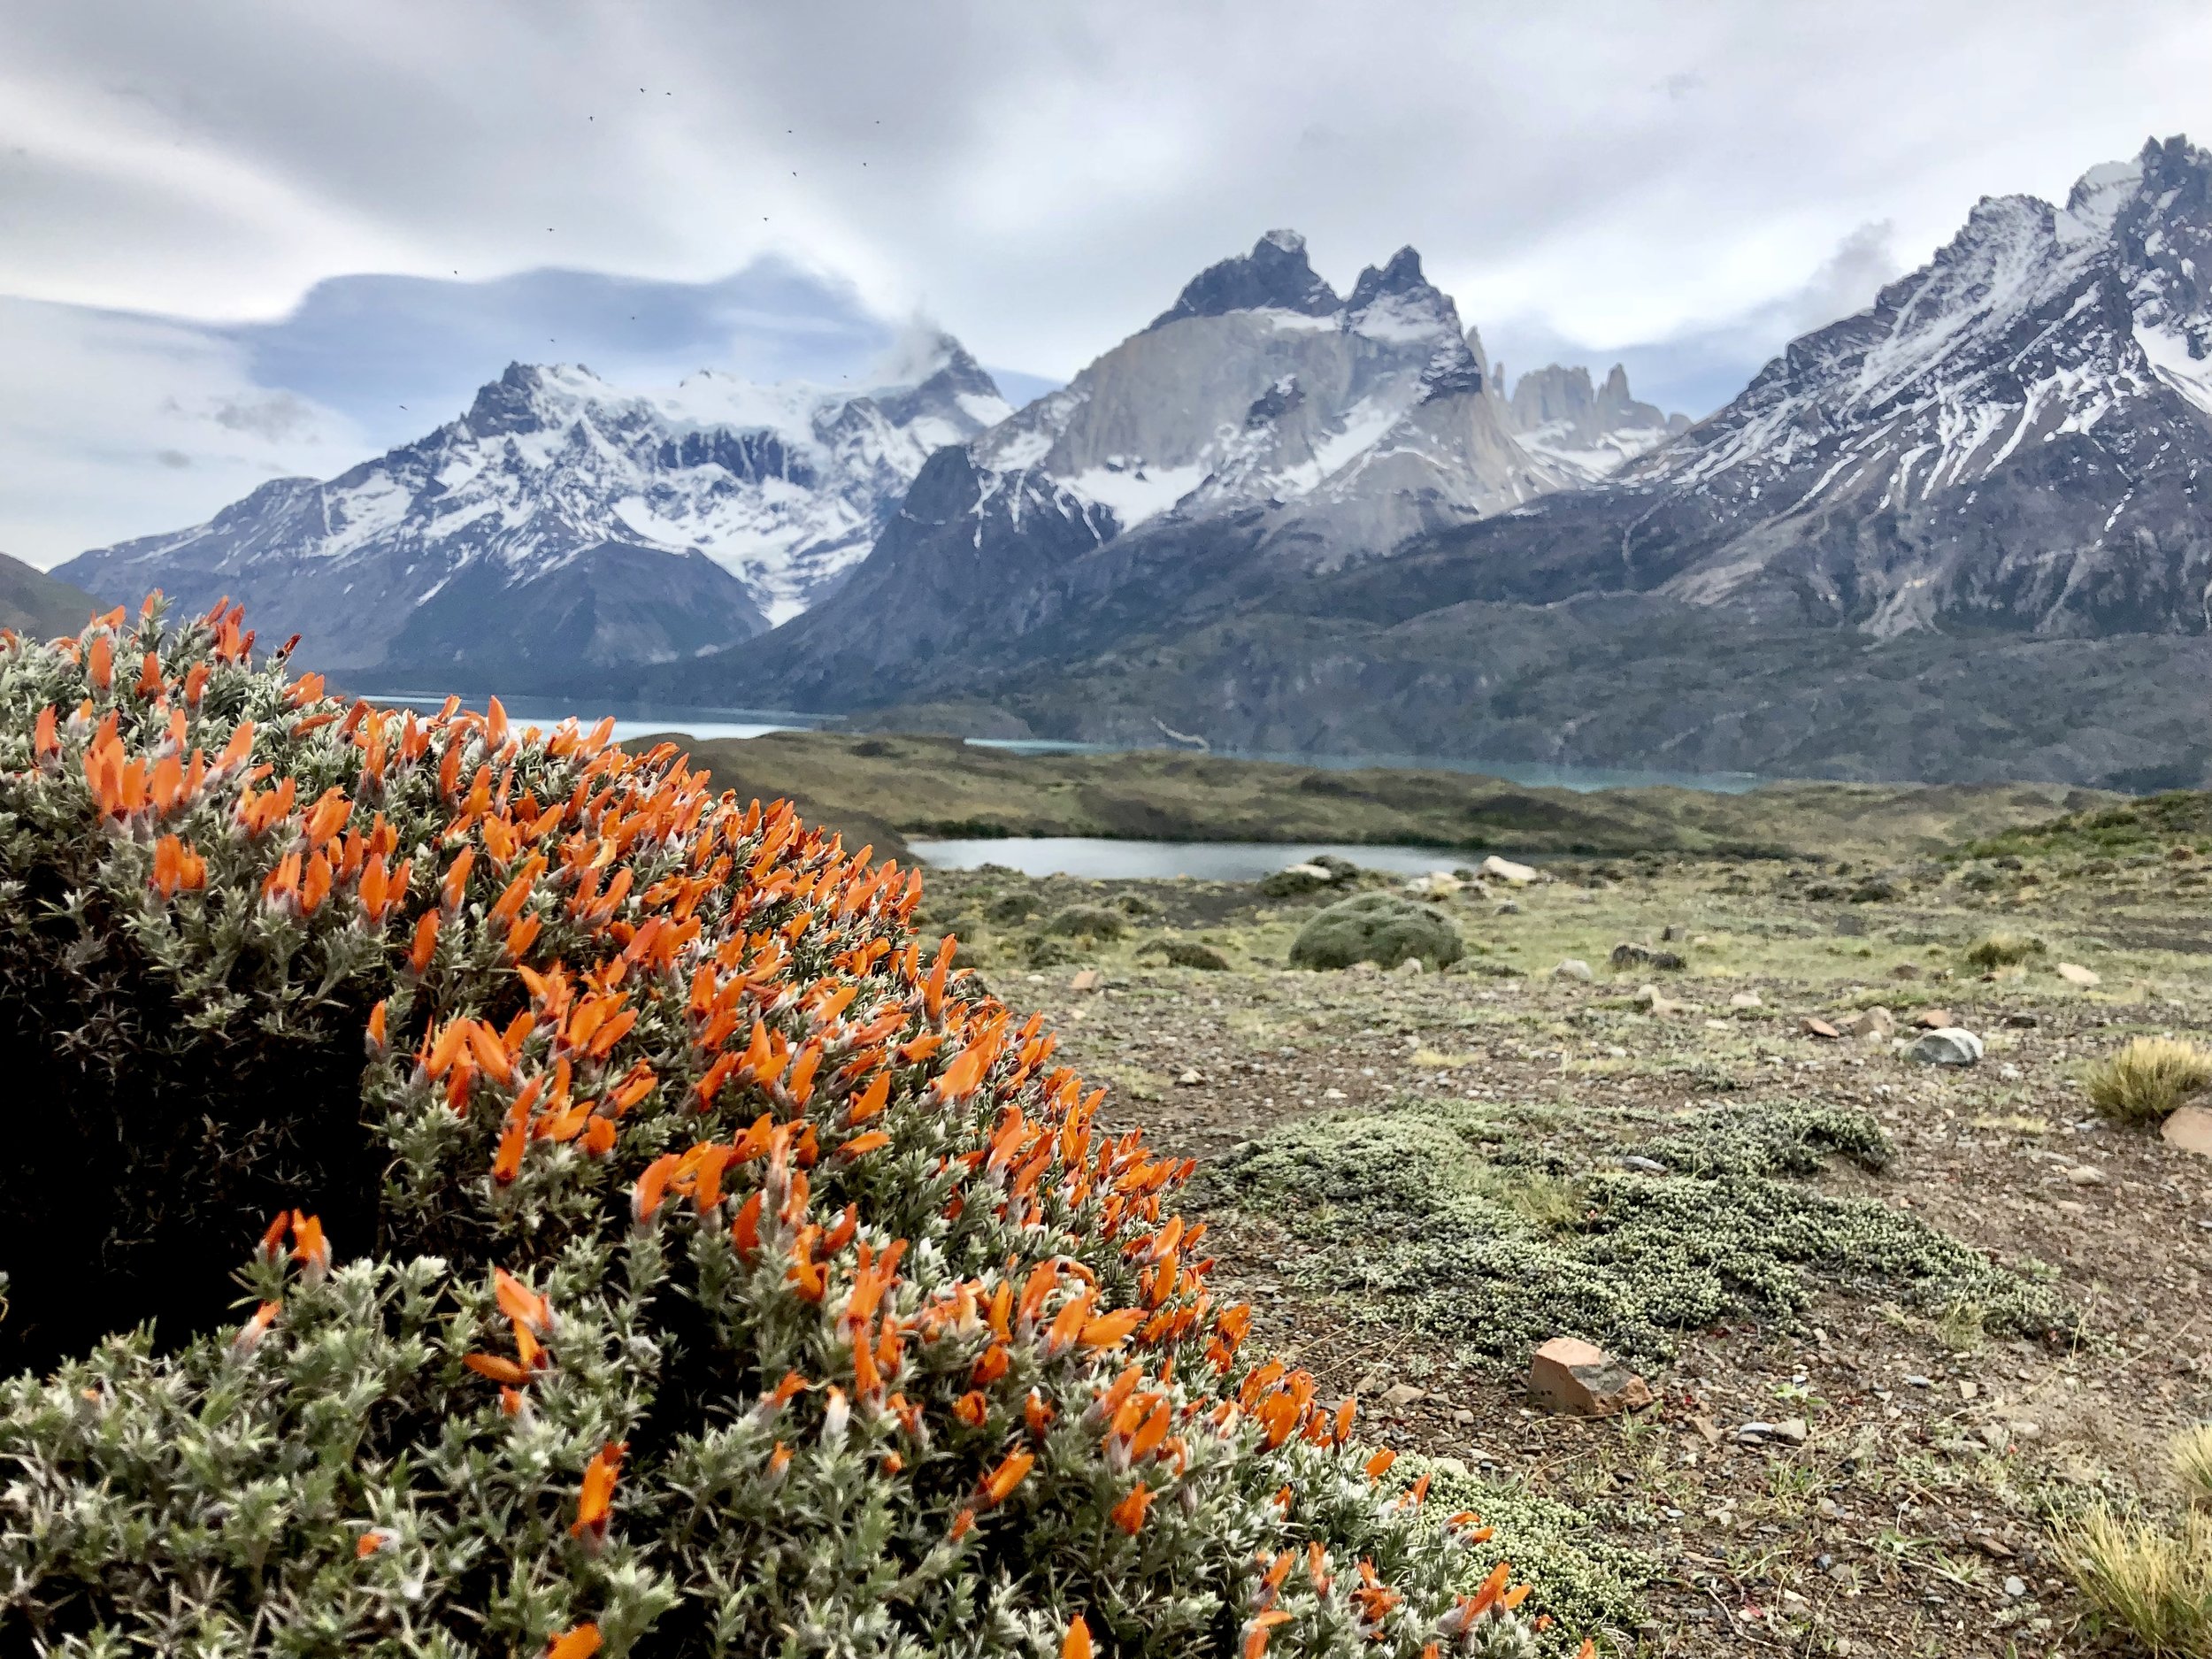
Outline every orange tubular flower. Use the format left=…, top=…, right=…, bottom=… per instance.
left=463, top=1353, right=530, bottom=1386
left=978, top=1448, right=1034, bottom=1508
left=230, top=1301, right=279, bottom=1358
left=1062, top=1617, right=1094, bottom=1659
left=569, top=1441, right=625, bottom=1552
left=290, top=1212, right=330, bottom=1282
left=1109, top=1482, right=1153, bottom=1535
left=494, top=1268, right=553, bottom=1336
left=1240, top=1609, right=1292, bottom=1659
left=545, top=1624, right=602, bottom=1659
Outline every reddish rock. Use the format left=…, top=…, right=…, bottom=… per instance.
left=2163, top=1105, right=2212, bottom=1159
left=1528, top=1336, right=1653, bottom=1417
left=1801, top=1017, right=1840, bottom=1040
left=1911, top=1008, right=1954, bottom=1030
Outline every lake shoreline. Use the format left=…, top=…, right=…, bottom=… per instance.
left=665, top=729, right=2107, bottom=868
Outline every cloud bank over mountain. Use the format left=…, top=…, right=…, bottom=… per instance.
left=5, top=0, right=2212, bottom=564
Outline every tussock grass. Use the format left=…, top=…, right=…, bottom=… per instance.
left=1484, top=1170, right=1587, bottom=1232
left=2178, top=1425, right=2212, bottom=1512
left=2084, top=1036, right=2212, bottom=1125
left=2056, top=1507, right=2212, bottom=1658
left=1963, top=931, right=2047, bottom=970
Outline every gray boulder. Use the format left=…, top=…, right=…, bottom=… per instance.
left=1908, top=1027, right=1985, bottom=1066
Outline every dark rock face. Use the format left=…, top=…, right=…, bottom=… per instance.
left=669, top=446, right=1119, bottom=713
left=378, top=544, right=769, bottom=687
left=1343, top=246, right=1429, bottom=311
left=1148, top=229, right=1341, bottom=328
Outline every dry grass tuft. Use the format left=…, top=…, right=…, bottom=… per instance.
left=2055, top=1507, right=2212, bottom=1657
left=1963, top=931, right=2047, bottom=970
left=2083, top=1036, right=2212, bottom=1125
left=2178, top=1424, right=2212, bottom=1513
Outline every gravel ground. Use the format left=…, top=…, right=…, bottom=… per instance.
left=924, top=854, right=2212, bottom=1657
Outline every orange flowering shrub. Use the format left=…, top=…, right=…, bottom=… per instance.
left=0, top=601, right=1567, bottom=1657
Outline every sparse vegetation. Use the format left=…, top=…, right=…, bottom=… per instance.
left=674, top=730, right=2100, bottom=866
left=1139, top=939, right=1232, bottom=970
left=1040, top=902, right=1128, bottom=940
left=2084, top=1035, right=2212, bottom=1125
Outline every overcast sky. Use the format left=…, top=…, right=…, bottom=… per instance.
left=6, top=0, right=2212, bottom=567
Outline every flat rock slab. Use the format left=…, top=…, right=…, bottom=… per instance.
left=2163, top=1105, right=2212, bottom=1159
left=1529, top=1336, right=1653, bottom=1417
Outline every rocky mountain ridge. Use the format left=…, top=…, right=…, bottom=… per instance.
left=58, top=339, right=1010, bottom=680
left=679, top=135, right=2212, bottom=787
left=672, top=232, right=1692, bottom=710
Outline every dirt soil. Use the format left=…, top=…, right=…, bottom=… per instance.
left=919, top=848, right=2212, bottom=1658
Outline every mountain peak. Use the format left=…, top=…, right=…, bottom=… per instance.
left=462, top=360, right=615, bottom=437
left=1345, top=246, right=1429, bottom=311
left=1148, top=231, right=1340, bottom=329
left=870, top=331, right=1007, bottom=428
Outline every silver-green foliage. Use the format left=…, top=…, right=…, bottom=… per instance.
left=1217, top=1096, right=2066, bottom=1370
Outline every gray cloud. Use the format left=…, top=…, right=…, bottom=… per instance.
left=3, top=0, right=2211, bottom=558
left=1789, top=221, right=1901, bottom=332
left=208, top=391, right=318, bottom=442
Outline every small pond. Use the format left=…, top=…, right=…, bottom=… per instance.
left=907, top=837, right=1499, bottom=881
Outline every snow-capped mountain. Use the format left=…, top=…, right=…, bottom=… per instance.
left=682, top=233, right=1583, bottom=707
left=58, top=339, right=1010, bottom=680
left=964, top=233, right=1572, bottom=551
left=1480, top=346, right=1690, bottom=480
left=1597, top=134, right=2212, bottom=637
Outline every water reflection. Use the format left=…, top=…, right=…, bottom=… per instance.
left=909, top=838, right=1493, bottom=881
left=359, top=693, right=825, bottom=748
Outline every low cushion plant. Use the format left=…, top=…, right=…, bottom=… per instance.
left=1288, top=895, right=1463, bottom=973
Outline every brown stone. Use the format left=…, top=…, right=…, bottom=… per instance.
left=1070, top=969, right=1101, bottom=993
left=1801, top=1017, right=1840, bottom=1040
left=1834, top=1006, right=1895, bottom=1039
left=1528, top=1336, right=1653, bottom=1417
left=2162, top=1105, right=2212, bottom=1159
left=1912, top=1008, right=1954, bottom=1030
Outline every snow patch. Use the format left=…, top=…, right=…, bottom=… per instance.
left=1063, top=461, right=1209, bottom=528
left=2135, top=320, right=2212, bottom=417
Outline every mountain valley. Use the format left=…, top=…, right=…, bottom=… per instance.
left=50, top=136, right=2212, bottom=788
